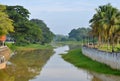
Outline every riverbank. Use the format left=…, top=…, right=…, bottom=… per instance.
left=6, top=43, right=53, bottom=51
left=82, top=46, right=120, bottom=70
left=54, top=41, right=82, bottom=46
left=0, top=46, right=11, bottom=69
left=62, top=48, right=120, bottom=75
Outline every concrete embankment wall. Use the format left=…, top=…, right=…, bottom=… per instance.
left=0, top=46, right=10, bottom=69
left=91, top=72, right=120, bottom=81
left=82, top=46, right=120, bottom=70
left=0, top=46, right=10, bottom=60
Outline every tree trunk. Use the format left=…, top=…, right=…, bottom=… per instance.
left=111, top=35, right=115, bottom=52
left=107, top=38, right=110, bottom=50
left=98, top=34, right=101, bottom=47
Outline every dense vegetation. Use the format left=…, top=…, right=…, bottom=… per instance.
left=90, top=3, right=120, bottom=52
left=6, top=5, right=54, bottom=45
left=54, top=28, right=91, bottom=42
left=0, top=5, right=14, bottom=36
left=30, top=19, right=54, bottom=45
left=54, top=34, right=69, bottom=42
left=0, top=4, right=54, bottom=46
left=69, top=27, right=91, bottom=41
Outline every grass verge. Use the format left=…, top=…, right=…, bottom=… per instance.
left=55, top=41, right=82, bottom=45
left=61, top=48, right=120, bottom=75
left=6, top=43, right=53, bottom=51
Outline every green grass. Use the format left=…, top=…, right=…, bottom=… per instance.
left=6, top=43, right=53, bottom=51
left=56, top=41, right=82, bottom=45
left=62, top=48, right=120, bottom=75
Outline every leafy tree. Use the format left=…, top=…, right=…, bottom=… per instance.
left=90, top=3, right=120, bottom=51
left=6, top=5, right=30, bottom=45
left=6, top=5, right=43, bottom=45
left=54, top=34, right=69, bottom=42
left=0, top=4, right=14, bottom=36
left=6, top=5, right=30, bottom=22
left=30, top=19, right=54, bottom=44
left=25, top=21, right=42, bottom=44
left=69, top=28, right=91, bottom=41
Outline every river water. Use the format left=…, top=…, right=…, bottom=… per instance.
left=0, top=45, right=120, bottom=81
left=30, top=46, right=92, bottom=81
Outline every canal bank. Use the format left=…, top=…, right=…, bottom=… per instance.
left=62, top=47, right=120, bottom=75
left=0, top=45, right=120, bottom=81
left=0, top=46, right=10, bottom=69
left=82, top=46, right=120, bottom=70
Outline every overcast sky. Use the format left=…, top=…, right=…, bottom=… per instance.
left=1, top=0, right=120, bottom=35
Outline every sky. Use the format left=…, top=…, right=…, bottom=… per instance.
left=0, top=0, right=120, bottom=35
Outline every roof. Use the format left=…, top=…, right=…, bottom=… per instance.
left=0, top=35, right=6, bottom=41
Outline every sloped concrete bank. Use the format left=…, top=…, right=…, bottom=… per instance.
left=0, top=46, right=10, bottom=69
left=91, top=72, right=120, bottom=81
left=82, top=46, right=120, bottom=70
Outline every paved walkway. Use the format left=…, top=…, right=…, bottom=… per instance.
left=0, top=46, right=7, bottom=51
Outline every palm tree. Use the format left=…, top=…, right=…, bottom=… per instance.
left=89, top=10, right=105, bottom=47
left=90, top=3, right=120, bottom=52
left=102, top=4, right=120, bottom=52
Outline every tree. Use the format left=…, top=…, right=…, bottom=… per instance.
left=0, top=5, right=14, bottom=36
left=54, top=34, right=69, bottom=42
left=6, top=5, right=30, bottom=22
left=30, top=19, right=54, bottom=44
left=69, top=28, right=91, bottom=41
left=89, top=3, right=120, bottom=52
left=6, top=5, right=43, bottom=45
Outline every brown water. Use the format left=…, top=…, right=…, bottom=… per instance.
left=0, top=46, right=120, bottom=81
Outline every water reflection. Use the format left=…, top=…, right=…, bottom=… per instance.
left=30, top=46, right=93, bottom=81
left=0, top=46, right=120, bottom=81
left=0, top=49, right=53, bottom=81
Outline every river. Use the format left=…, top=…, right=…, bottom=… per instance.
left=30, top=46, right=92, bottom=81
left=0, top=45, right=120, bottom=81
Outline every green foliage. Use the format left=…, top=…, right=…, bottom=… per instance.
left=30, top=19, right=54, bottom=44
left=6, top=5, right=43, bottom=45
left=54, top=34, right=69, bottom=42
left=69, top=27, right=91, bottom=41
left=62, top=48, right=120, bottom=75
left=89, top=3, right=120, bottom=51
left=6, top=43, right=53, bottom=51
left=0, top=4, right=14, bottom=36
left=6, top=5, right=30, bottom=22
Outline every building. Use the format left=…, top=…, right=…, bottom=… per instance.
left=0, top=35, right=6, bottom=46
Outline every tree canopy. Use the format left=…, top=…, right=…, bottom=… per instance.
left=0, top=4, right=14, bottom=36
left=69, top=28, right=91, bottom=41
left=6, top=5, right=54, bottom=45
left=54, top=34, right=69, bottom=42
left=30, top=19, right=54, bottom=44
left=89, top=3, right=120, bottom=51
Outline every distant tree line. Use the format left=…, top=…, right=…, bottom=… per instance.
left=54, top=34, right=69, bottom=42
left=68, top=28, right=91, bottom=41
left=0, top=4, right=54, bottom=46
left=54, top=27, right=91, bottom=42
left=56, top=3, right=120, bottom=52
